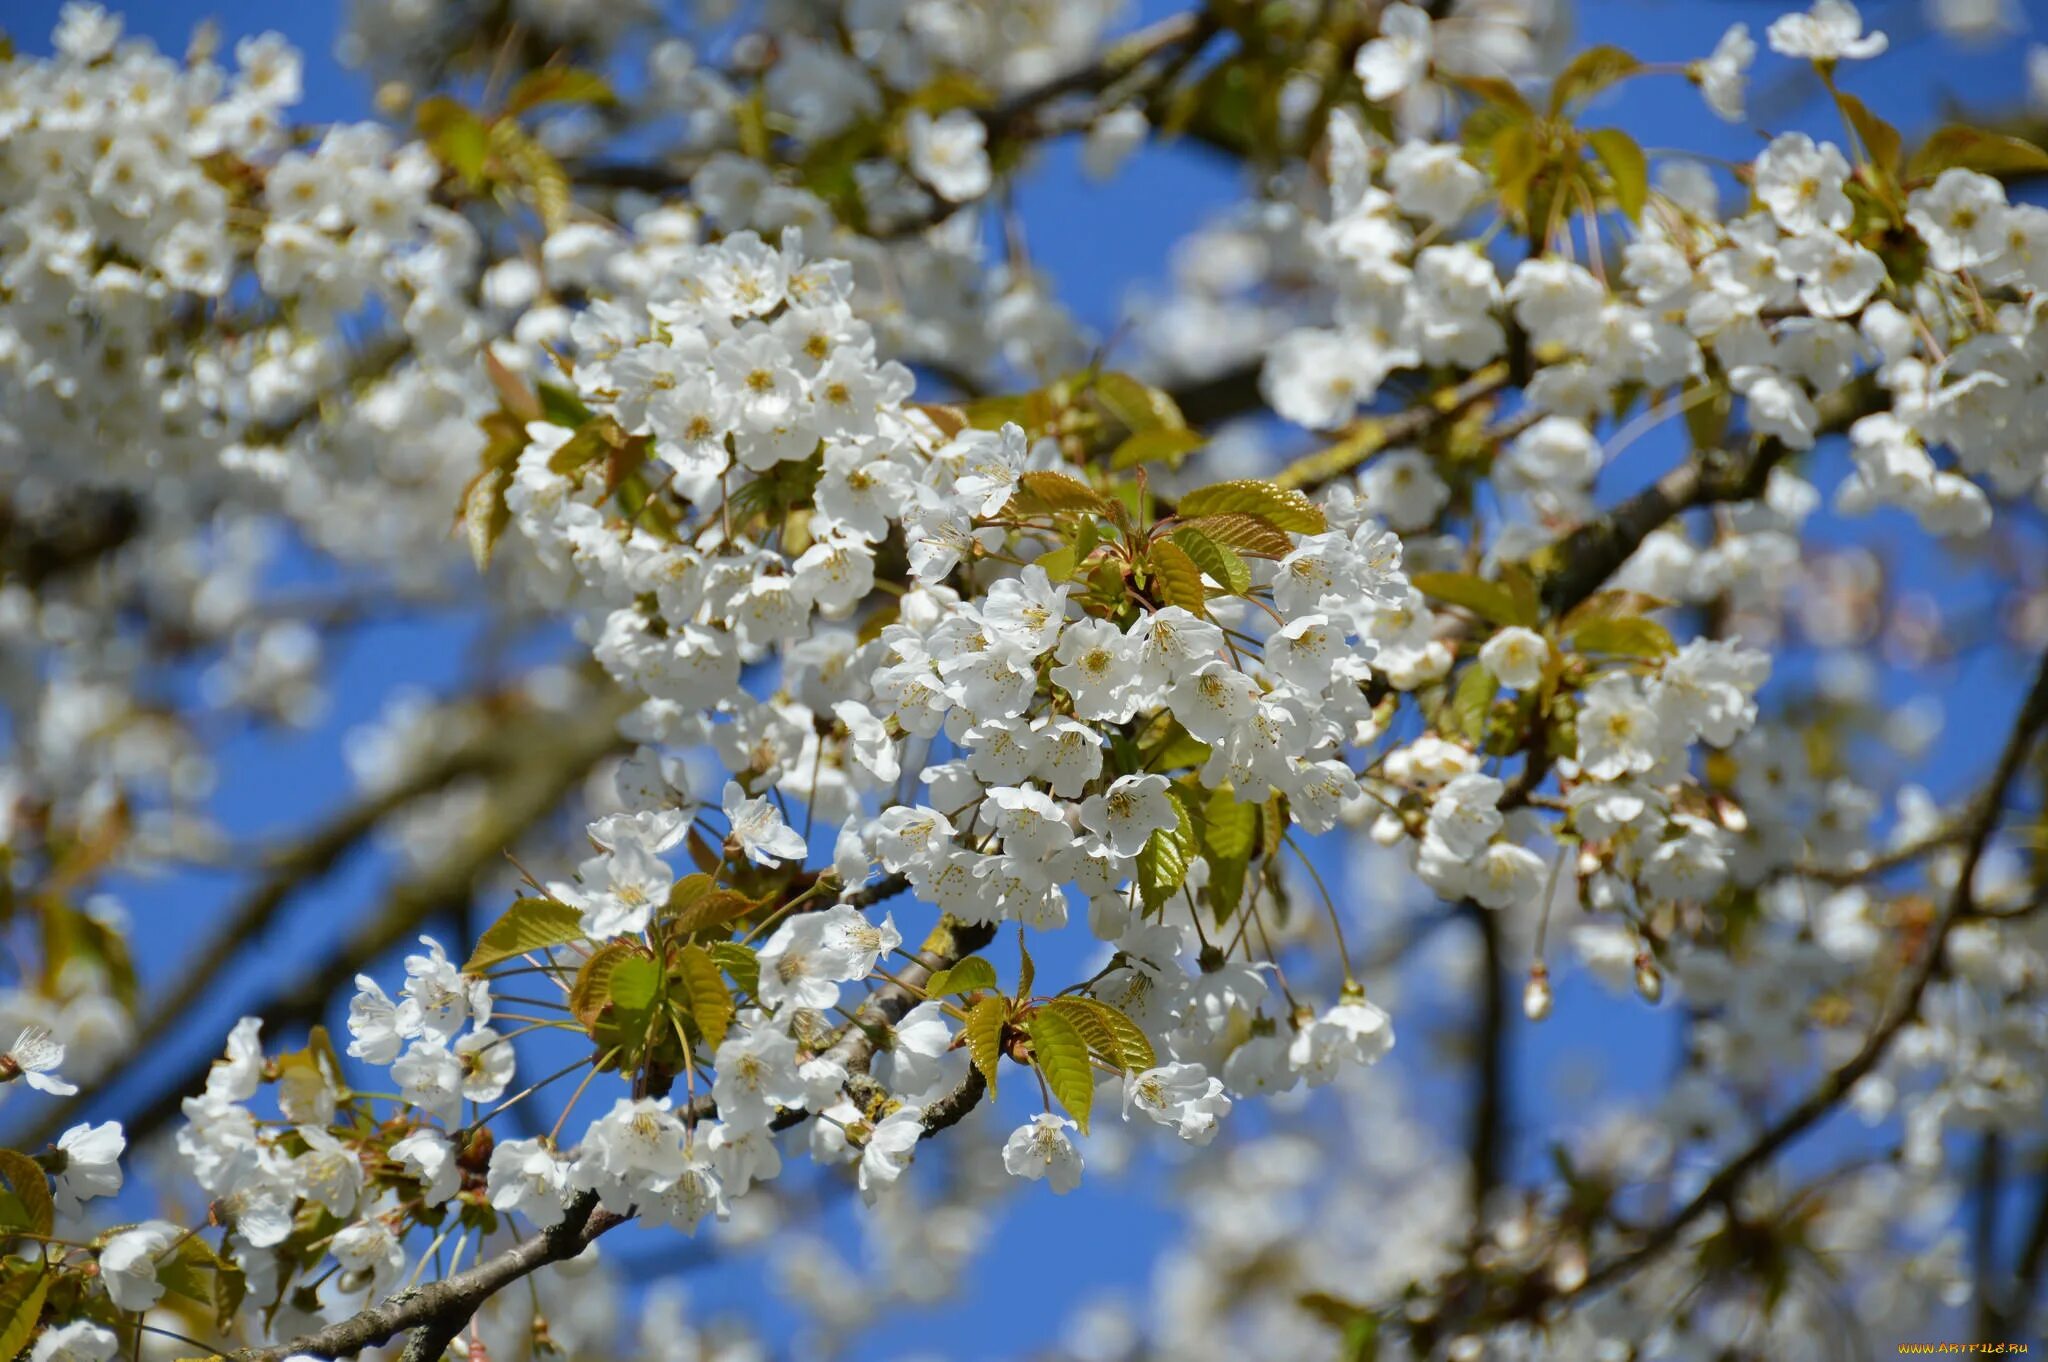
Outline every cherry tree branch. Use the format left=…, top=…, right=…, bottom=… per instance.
left=230, top=1191, right=626, bottom=1362
left=1565, top=641, right=2048, bottom=1305
left=1534, top=372, right=1883, bottom=617
left=33, top=685, right=637, bottom=1152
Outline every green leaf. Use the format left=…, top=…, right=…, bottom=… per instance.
left=1178, top=512, right=1296, bottom=559
left=1570, top=615, right=1676, bottom=659
left=1448, top=664, right=1501, bottom=742
left=0, top=1267, right=49, bottom=1362
left=1136, top=790, right=1196, bottom=911
left=416, top=95, right=491, bottom=189
left=157, top=1237, right=246, bottom=1328
left=1200, top=785, right=1260, bottom=924
left=1834, top=91, right=1902, bottom=178
left=1034, top=542, right=1081, bottom=581
left=1681, top=378, right=1731, bottom=452
left=666, top=876, right=758, bottom=936
left=1412, top=571, right=1534, bottom=627
left=1907, top=126, right=2048, bottom=182
left=536, top=381, right=591, bottom=427
left=923, top=956, right=999, bottom=997
left=669, top=944, right=734, bottom=1050
left=493, top=122, right=573, bottom=232
left=706, top=941, right=761, bottom=999
left=1014, top=470, right=1110, bottom=515
left=1176, top=479, right=1325, bottom=534
left=504, top=67, right=617, bottom=117
left=1147, top=539, right=1208, bottom=612
left=0, top=1152, right=50, bottom=1238
left=1111, top=427, right=1205, bottom=470
left=1026, top=1008, right=1095, bottom=1133
left=1549, top=45, right=1643, bottom=113
left=1171, top=528, right=1252, bottom=596
left=570, top=941, right=639, bottom=1026
left=1585, top=127, right=1648, bottom=223
left=609, top=954, right=662, bottom=1012
left=1501, top=564, right=1541, bottom=629
left=1139, top=718, right=1211, bottom=773
left=464, top=898, right=585, bottom=973
left=1091, top=372, right=1187, bottom=433
left=1016, top=928, right=1036, bottom=1000
left=964, top=995, right=1007, bottom=1097
left=1043, top=997, right=1156, bottom=1075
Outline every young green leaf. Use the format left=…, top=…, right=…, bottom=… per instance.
left=1016, top=470, right=1110, bottom=515
left=463, top=467, right=510, bottom=572
left=1026, top=1007, right=1095, bottom=1133
left=1907, top=126, right=2048, bottom=182
left=1448, top=664, right=1502, bottom=742
left=1137, top=790, right=1196, bottom=910
left=415, top=95, right=491, bottom=189
left=1091, top=372, right=1188, bottom=434
left=1411, top=571, right=1534, bottom=627
left=1585, top=127, right=1648, bottom=222
left=0, top=1151, right=51, bottom=1238
left=1200, top=785, right=1260, bottom=924
left=1178, top=513, right=1296, bottom=558
left=1176, top=479, right=1325, bottom=534
left=669, top=943, right=734, bottom=1049
left=1112, top=427, right=1205, bottom=470
left=464, top=898, right=585, bottom=973
left=1570, top=615, right=1677, bottom=659
left=1171, top=527, right=1253, bottom=596
left=1549, top=45, right=1642, bottom=113
left=706, top=940, right=761, bottom=998
left=1045, top=997, right=1157, bottom=1073
left=924, top=955, right=999, bottom=997
left=1147, top=539, right=1209, bottom=612
left=503, top=67, right=617, bottom=118
left=965, top=995, right=1007, bottom=1096
left=0, top=1268, right=51, bottom=1362
left=570, top=942, right=639, bottom=1026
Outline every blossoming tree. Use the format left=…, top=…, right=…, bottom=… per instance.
left=3, top=0, right=2048, bottom=1357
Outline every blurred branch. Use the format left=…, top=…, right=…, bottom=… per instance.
left=1465, top=900, right=1509, bottom=1232
left=41, top=685, right=637, bottom=1152
left=0, top=488, right=141, bottom=589
left=1973, top=1133, right=2005, bottom=1343
left=1568, top=641, right=2048, bottom=1308
left=8, top=732, right=504, bottom=1148
left=1984, top=1171, right=2048, bottom=1340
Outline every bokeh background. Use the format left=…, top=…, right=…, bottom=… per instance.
left=8, top=0, right=2047, bottom=1355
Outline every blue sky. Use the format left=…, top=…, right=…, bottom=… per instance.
left=8, top=0, right=2045, bottom=1354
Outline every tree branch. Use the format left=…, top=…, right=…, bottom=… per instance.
left=231, top=1191, right=625, bottom=1362
left=9, top=734, right=505, bottom=1149
left=46, top=685, right=637, bottom=1152
left=1567, top=641, right=2048, bottom=1306
left=1534, top=372, right=1882, bottom=617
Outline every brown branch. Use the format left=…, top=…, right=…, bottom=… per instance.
left=1533, top=371, right=1883, bottom=617
left=231, top=1191, right=625, bottom=1362
left=1465, top=901, right=1509, bottom=1224
left=1565, top=642, right=2048, bottom=1307
left=51, top=685, right=637, bottom=1152
left=9, top=735, right=504, bottom=1149
left=1984, top=1171, right=2048, bottom=1339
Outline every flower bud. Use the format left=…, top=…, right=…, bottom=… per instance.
left=1635, top=951, right=1664, bottom=1004
left=1523, top=964, right=1553, bottom=1021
